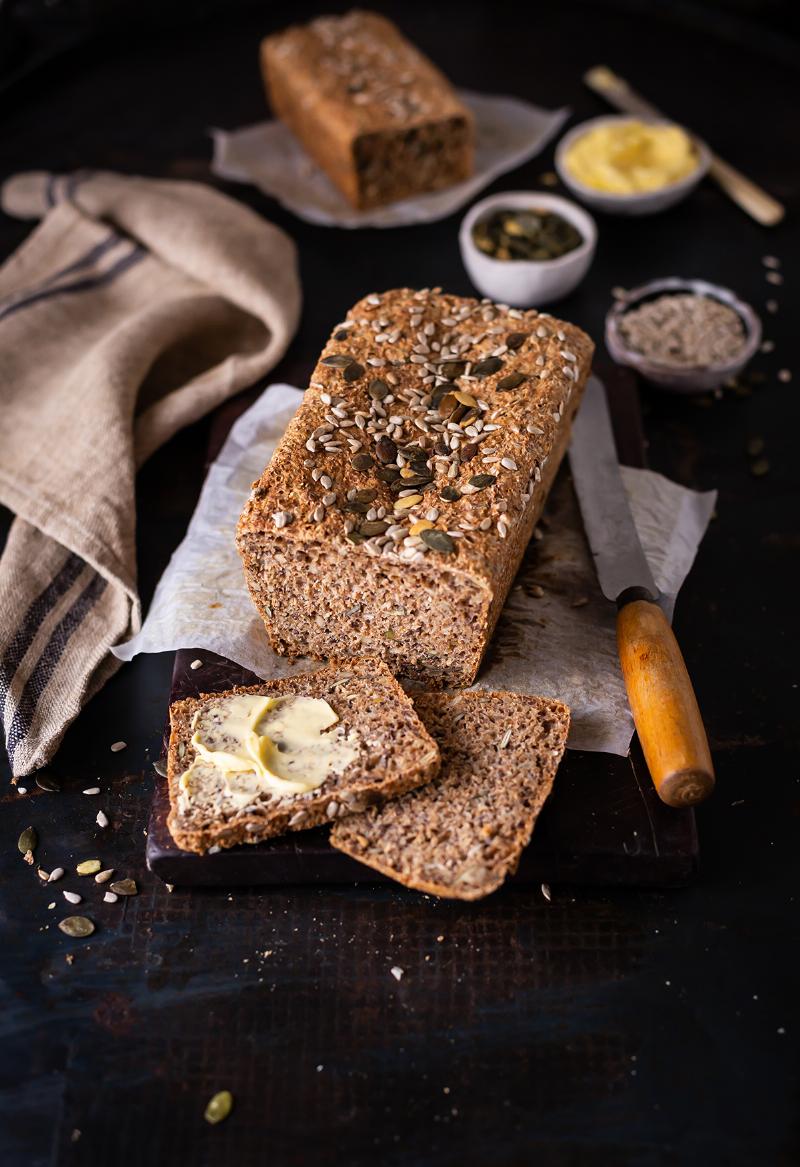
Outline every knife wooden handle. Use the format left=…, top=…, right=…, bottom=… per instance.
left=617, top=599, right=714, bottom=807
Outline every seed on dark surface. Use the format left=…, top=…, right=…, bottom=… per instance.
left=469, top=474, right=497, bottom=489
left=76, top=860, right=101, bottom=876
left=153, top=759, right=168, bottom=778
left=343, top=361, right=365, bottom=382
left=359, top=521, right=390, bottom=537
left=750, top=458, right=770, bottom=477
left=376, top=466, right=400, bottom=484
left=497, top=371, right=526, bottom=391
left=368, top=378, right=388, bottom=400
left=473, top=357, right=503, bottom=378
left=351, top=452, right=374, bottom=471
left=420, top=529, right=456, bottom=554
left=18, top=827, right=36, bottom=854
left=439, top=486, right=461, bottom=502
left=109, top=879, right=138, bottom=896
left=321, top=354, right=354, bottom=369
left=439, top=361, right=467, bottom=380
left=36, top=773, right=61, bottom=793
left=205, top=1091, right=233, bottom=1126
left=59, top=916, right=95, bottom=938
left=472, top=208, right=583, bottom=262
left=375, top=436, right=398, bottom=464
left=506, top=332, right=528, bottom=350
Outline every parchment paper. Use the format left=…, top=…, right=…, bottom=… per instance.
left=211, top=92, right=569, bottom=228
left=113, top=384, right=716, bottom=756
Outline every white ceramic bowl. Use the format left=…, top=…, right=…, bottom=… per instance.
left=459, top=191, right=597, bottom=308
left=605, top=277, right=762, bottom=393
left=555, top=115, right=711, bottom=216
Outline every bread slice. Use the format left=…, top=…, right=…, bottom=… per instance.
left=166, top=658, right=440, bottom=854
left=330, top=690, right=570, bottom=900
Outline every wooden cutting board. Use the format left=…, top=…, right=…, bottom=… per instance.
left=146, top=368, right=698, bottom=888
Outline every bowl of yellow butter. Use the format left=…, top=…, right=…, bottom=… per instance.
left=555, top=115, right=709, bottom=215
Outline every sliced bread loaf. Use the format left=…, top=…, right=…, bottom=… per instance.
left=330, top=690, right=570, bottom=900
left=166, top=657, right=440, bottom=854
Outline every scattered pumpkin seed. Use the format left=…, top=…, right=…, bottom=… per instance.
left=333, top=329, right=350, bottom=341
left=76, top=860, right=101, bottom=876
left=453, top=390, right=478, bottom=408
left=153, top=759, right=168, bottom=778
left=35, top=773, right=61, bottom=793
left=394, top=494, right=423, bottom=511
left=469, top=474, right=497, bottom=490
left=410, top=520, right=435, bottom=536
left=506, top=332, right=527, bottom=350
left=18, top=826, right=36, bottom=855
left=376, top=466, right=400, bottom=484
left=497, top=372, right=526, bottom=392
left=204, top=1091, right=233, bottom=1125
left=375, top=436, right=398, bottom=464
left=420, top=529, right=456, bottom=554
left=439, top=361, right=466, bottom=380
left=109, top=879, right=138, bottom=897
left=368, top=378, right=388, bottom=400
left=439, top=486, right=461, bottom=502
left=343, top=361, right=365, bottom=382
left=346, top=531, right=366, bottom=545
left=58, top=916, right=95, bottom=938
left=321, top=354, right=354, bottom=369
left=359, top=520, right=389, bottom=537
left=351, top=452, right=374, bottom=472
left=472, top=357, right=503, bottom=378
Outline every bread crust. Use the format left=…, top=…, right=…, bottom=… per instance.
left=260, top=11, right=473, bottom=209
left=236, top=288, right=593, bottom=688
left=166, top=658, right=440, bottom=854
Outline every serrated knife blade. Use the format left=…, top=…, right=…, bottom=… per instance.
left=568, top=374, right=658, bottom=605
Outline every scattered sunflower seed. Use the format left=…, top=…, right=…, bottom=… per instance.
left=190, top=659, right=203, bottom=670
left=541, top=883, right=552, bottom=903
left=109, top=879, right=138, bottom=896
left=83, top=787, right=100, bottom=796
left=48, top=867, right=65, bottom=883
left=390, top=966, right=405, bottom=982
left=104, top=892, right=118, bottom=904
left=499, top=729, right=512, bottom=749
left=58, top=916, right=95, bottom=938
left=95, top=869, right=114, bottom=884
left=63, top=891, right=82, bottom=905
left=18, top=826, right=37, bottom=854
left=76, top=859, right=101, bottom=876
left=110, top=742, right=126, bottom=753
left=205, top=1091, right=233, bottom=1125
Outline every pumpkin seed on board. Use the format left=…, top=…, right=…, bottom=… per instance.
left=421, top=529, right=456, bottom=555
left=18, top=827, right=37, bottom=855
left=109, top=879, right=138, bottom=896
left=58, top=916, right=95, bottom=938
left=35, top=773, right=61, bottom=793
left=205, top=1091, right=233, bottom=1125
left=76, top=860, right=101, bottom=876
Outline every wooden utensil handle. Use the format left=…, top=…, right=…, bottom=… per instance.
left=617, top=598, right=715, bottom=808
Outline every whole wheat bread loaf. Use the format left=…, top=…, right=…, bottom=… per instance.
left=166, top=658, right=440, bottom=854
left=236, top=288, right=593, bottom=689
left=330, top=690, right=570, bottom=899
left=261, top=11, right=474, bottom=210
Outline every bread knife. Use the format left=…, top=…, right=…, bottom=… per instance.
left=584, top=65, right=785, bottom=227
left=569, top=375, right=714, bottom=807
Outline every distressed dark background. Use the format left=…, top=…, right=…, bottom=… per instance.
left=1, top=2, right=798, bottom=1165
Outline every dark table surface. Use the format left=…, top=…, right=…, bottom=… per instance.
left=1, top=3, right=799, bottom=1165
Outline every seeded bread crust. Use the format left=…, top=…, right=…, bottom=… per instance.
left=261, top=11, right=474, bottom=210
left=331, top=690, right=570, bottom=900
left=166, top=658, right=440, bottom=854
left=236, top=288, right=593, bottom=688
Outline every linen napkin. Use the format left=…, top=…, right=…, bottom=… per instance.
left=0, top=170, right=301, bottom=777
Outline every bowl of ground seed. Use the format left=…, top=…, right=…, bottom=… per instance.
left=606, top=277, right=761, bottom=392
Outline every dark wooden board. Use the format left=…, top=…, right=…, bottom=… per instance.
left=146, top=367, right=698, bottom=888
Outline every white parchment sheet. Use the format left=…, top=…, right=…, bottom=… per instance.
left=211, top=92, right=569, bottom=228
left=113, top=384, right=716, bottom=756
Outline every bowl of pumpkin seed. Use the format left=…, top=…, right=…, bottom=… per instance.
left=459, top=191, right=597, bottom=308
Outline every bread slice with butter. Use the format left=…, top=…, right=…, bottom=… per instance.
left=166, top=658, right=440, bottom=854
left=330, top=690, right=570, bottom=900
